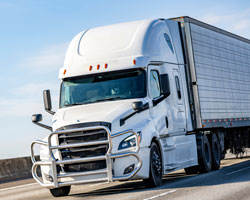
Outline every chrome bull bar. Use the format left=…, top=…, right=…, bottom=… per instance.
left=31, top=126, right=142, bottom=188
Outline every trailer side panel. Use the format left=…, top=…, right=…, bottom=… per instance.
left=173, top=17, right=250, bottom=129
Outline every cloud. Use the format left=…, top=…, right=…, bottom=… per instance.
left=0, top=82, right=60, bottom=118
left=20, top=42, right=69, bottom=74
left=0, top=95, right=59, bottom=118
left=232, top=19, right=250, bottom=31
left=0, top=98, right=42, bottom=117
left=200, top=8, right=250, bottom=38
left=12, top=82, right=59, bottom=98
left=0, top=2, right=14, bottom=8
left=200, top=15, right=222, bottom=25
left=0, top=43, right=67, bottom=119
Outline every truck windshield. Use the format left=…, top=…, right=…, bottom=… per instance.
left=60, top=69, right=146, bottom=108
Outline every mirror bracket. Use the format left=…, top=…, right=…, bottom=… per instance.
left=32, top=114, right=52, bottom=131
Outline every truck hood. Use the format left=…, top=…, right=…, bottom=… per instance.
left=52, top=99, right=137, bottom=130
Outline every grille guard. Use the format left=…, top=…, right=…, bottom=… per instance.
left=31, top=126, right=142, bottom=188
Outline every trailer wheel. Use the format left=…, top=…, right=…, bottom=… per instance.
left=143, top=142, right=162, bottom=187
left=210, top=134, right=221, bottom=170
left=49, top=186, right=71, bottom=197
left=198, top=134, right=212, bottom=173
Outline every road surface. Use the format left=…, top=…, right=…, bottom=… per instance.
left=1, top=156, right=250, bottom=200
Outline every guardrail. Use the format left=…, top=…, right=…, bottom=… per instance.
left=0, top=156, right=39, bottom=182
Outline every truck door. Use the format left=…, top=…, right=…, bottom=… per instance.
left=148, top=65, right=169, bottom=137
left=172, top=68, right=186, bottom=133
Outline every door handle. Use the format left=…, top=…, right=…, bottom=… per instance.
left=165, top=117, right=168, bottom=128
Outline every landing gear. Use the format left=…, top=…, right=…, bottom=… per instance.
left=49, top=186, right=71, bottom=197
left=143, top=142, right=162, bottom=187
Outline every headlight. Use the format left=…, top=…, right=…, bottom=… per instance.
left=118, top=132, right=141, bottom=150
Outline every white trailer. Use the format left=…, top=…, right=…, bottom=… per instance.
left=31, top=16, right=250, bottom=197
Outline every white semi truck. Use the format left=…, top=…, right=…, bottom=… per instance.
left=31, top=16, right=250, bottom=197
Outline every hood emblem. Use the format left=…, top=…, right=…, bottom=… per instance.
left=77, top=120, right=80, bottom=122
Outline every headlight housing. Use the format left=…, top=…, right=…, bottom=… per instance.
left=118, top=132, right=141, bottom=150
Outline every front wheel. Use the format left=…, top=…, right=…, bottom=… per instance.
left=143, top=142, right=162, bottom=187
left=49, top=186, right=71, bottom=197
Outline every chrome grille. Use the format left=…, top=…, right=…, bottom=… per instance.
left=58, top=129, right=108, bottom=172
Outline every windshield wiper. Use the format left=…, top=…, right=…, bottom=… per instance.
left=95, top=97, right=121, bottom=102
left=64, top=103, right=83, bottom=107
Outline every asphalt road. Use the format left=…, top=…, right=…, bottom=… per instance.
left=1, top=156, right=250, bottom=200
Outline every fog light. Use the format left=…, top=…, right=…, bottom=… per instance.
left=123, top=164, right=135, bottom=175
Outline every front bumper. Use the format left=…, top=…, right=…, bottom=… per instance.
left=31, top=126, right=142, bottom=188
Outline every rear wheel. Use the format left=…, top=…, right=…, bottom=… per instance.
left=210, top=134, right=221, bottom=170
left=49, top=186, right=71, bottom=197
left=198, top=134, right=212, bottom=173
left=143, top=142, right=162, bottom=187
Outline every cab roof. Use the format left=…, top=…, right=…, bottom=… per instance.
left=60, top=19, right=179, bottom=78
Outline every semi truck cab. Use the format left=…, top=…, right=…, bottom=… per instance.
left=31, top=18, right=202, bottom=197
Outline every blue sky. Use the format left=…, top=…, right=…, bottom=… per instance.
left=1, top=0, right=250, bottom=159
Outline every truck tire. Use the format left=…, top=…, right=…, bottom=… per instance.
left=198, top=134, right=212, bottom=173
left=49, top=186, right=71, bottom=197
left=143, top=142, right=162, bottom=187
left=210, top=134, right=221, bottom=170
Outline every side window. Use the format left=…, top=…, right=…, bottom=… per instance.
left=164, top=33, right=174, bottom=54
left=150, top=70, right=161, bottom=99
left=175, top=76, right=181, bottom=99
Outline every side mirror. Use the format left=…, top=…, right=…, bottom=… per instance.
left=43, top=90, right=55, bottom=115
left=31, top=114, right=52, bottom=131
left=32, top=114, right=42, bottom=123
left=160, top=74, right=171, bottom=97
left=132, top=101, right=143, bottom=111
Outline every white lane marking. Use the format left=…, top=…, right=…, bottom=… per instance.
left=143, top=189, right=177, bottom=200
left=227, top=166, right=250, bottom=175
left=0, top=183, right=37, bottom=192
